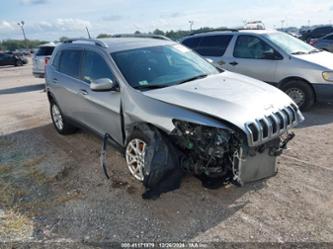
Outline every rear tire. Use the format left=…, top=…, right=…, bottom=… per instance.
left=281, top=80, right=315, bottom=111
left=14, top=60, right=22, bottom=67
left=50, top=102, right=77, bottom=135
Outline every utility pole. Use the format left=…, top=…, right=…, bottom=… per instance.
left=17, top=21, right=27, bottom=48
left=189, top=20, right=194, bottom=32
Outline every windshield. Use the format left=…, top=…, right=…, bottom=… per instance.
left=265, top=32, right=318, bottom=54
left=111, top=44, right=220, bottom=90
left=36, top=46, right=55, bottom=56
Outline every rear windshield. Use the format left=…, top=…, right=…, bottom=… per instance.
left=36, top=46, right=54, bottom=56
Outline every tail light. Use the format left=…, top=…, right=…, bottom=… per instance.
left=44, top=57, right=49, bottom=65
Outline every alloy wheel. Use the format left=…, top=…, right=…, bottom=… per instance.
left=52, top=104, right=64, bottom=131
left=125, top=138, right=147, bottom=181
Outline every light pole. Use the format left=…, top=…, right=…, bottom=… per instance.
left=17, top=21, right=27, bottom=40
left=17, top=21, right=27, bottom=48
left=189, top=20, right=194, bottom=32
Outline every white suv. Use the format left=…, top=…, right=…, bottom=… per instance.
left=33, top=42, right=56, bottom=78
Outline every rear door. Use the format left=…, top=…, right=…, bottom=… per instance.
left=223, top=35, right=281, bottom=83
left=78, top=49, right=122, bottom=143
left=51, top=49, right=83, bottom=118
left=182, top=34, right=233, bottom=66
left=195, top=34, right=233, bottom=65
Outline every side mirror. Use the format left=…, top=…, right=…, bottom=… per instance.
left=90, top=78, right=117, bottom=91
left=262, top=51, right=282, bottom=60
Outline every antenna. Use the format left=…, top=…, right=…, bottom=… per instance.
left=86, top=26, right=91, bottom=39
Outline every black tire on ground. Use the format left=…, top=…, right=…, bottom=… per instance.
left=281, top=80, right=315, bottom=111
left=14, top=60, right=23, bottom=67
left=50, top=101, right=77, bottom=135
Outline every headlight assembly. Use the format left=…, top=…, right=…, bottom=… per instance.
left=322, top=71, right=333, bottom=82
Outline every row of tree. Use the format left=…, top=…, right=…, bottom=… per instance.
left=0, top=39, right=48, bottom=51
left=0, top=26, right=227, bottom=51
left=97, top=27, right=227, bottom=41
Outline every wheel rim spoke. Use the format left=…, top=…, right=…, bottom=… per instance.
left=125, top=138, right=147, bottom=181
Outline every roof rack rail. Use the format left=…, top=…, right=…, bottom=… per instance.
left=111, top=34, right=172, bottom=41
left=189, top=28, right=239, bottom=36
left=63, top=38, right=108, bottom=48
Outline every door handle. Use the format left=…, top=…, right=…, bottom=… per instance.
left=52, top=78, right=58, bottom=83
left=229, top=61, right=238, bottom=66
left=79, top=89, right=88, bottom=96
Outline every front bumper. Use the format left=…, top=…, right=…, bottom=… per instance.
left=312, top=83, right=333, bottom=103
left=233, top=136, right=292, bottom=185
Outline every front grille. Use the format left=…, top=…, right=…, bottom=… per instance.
left=245, top=104, right=300, bottom=146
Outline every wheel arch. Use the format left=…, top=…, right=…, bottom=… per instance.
left=278, top=76, right=317, bottom=102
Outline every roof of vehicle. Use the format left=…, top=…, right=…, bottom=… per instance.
left=38, top=42, right=57, bottom=47
left=182, top=29, right=279, bottom=39
left=60, top=37, right=175, bottom=53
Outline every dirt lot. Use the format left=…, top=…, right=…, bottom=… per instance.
left=0, top=60, right=332, bottom=245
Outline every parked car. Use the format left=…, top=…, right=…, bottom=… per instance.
left=312, top=33, right=333, bottom=52
left=301, top=25, right=333, bottom=43
left=0, top=52, right=25, bottom=66
left=181, top=30, right=333, bottom=110
left=45, top=37, right=303, bottom=198
left=33, top=42, right=56, bottom=78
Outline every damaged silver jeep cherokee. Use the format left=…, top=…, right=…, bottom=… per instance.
left=45, top=36, right=304, bottom=199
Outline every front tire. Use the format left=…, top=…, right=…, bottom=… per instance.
left=281, top=80, right=315, bottom=111
left=50, top=102, right=77, bottom=135
left=125, top=131, right=149, bottom=181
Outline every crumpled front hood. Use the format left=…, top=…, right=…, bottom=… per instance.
left=293, top=51, right=333, bottom=70
left=143, top=71, right=295, bottom=132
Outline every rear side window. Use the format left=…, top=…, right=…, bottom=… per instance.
left=81, top=51, right=113, bottom=82
left=195, top=35, right=233, bottom=56
left=182, top=37, right=201, bottom=49
left=312, top=27, right=333, bottom=38
left=36, top=46, right=54, bottom=56
left=52, top=51, right=61, bottom=70
left=325, top=35, right=333, bottom=40
left=59, top=50, right=82, bottom=78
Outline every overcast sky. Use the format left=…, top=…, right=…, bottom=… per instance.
left=1, top=0, right=333, bottom=41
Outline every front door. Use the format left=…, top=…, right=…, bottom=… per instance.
left=223, top=35, right=281, bottom=83
left=77, top=49, right=122, bottom=144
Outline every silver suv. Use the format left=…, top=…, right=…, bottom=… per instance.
left=33, top=42, right=56, bottom=78
left=46, top=36, right=303, bottom=198
left=181, top=30, right=333, bottom=110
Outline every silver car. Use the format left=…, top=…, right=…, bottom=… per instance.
left=33, top=42, right=56, bottom=78
left=181, top=30, right=333, bottom=110
left=45, top=37, right=303, bottom=198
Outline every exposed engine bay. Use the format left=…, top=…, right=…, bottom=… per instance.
left=170, top=120, right=295, bottom=186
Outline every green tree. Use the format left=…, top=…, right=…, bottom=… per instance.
left=97, top=33, right=112, bottom=38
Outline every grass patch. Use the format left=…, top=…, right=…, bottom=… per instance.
left=0, top=210, right=33, bottom=240
left=0, top=164, right=12, bottom=175
left=0, top=179, right=27, bottom=209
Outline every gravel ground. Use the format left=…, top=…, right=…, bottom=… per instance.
left=0, top=60, right=332, bottom=246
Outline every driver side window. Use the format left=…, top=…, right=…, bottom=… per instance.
left=81, top=51, right=113, bottom=83
left=234, top=35, right=278, bottom=59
